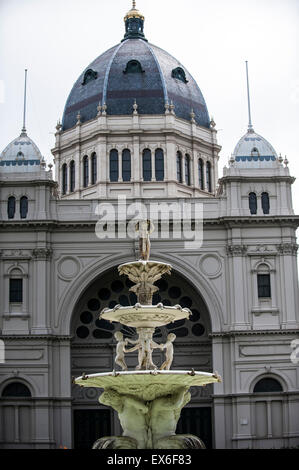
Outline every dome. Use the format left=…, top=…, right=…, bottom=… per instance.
left=0, top=131, right=43, bottom=173
left=62, top=39, right=210, bottom=131
left=232, top=129, right=278, bottom=168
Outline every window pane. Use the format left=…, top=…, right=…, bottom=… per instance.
left=185, top=155, right=191, bottom=186
left=110, top=150, right=119, bottom=182
left=62, top=164, right=67, bottom=195
left=262, top=192, right=270, bottom=215
left=9, top=279, right=23, bottom=303
left=206, top=162, right=212, bottom=192
left=198, top=160, right=204, bottom=190
left=91, top=154, right=97, bottom=185
left=143, top=149, right=152, bottom=181
left=177, top=152, right=182, bottom=183
left=70, top=161, right=75, bottom=192
left=249, top=192, right=257, bottom=215
left=122, top=149, right=131, bottom=182
left=257, top=274, right=271, bottom=298
left=7, top=197, right=16, bottom=219
left=155, top=149, right=164, bottom=181
left=83, top=156, right=89, bottom=188
left=20, top=197, right=28, bottom=219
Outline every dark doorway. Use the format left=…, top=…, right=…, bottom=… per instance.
left=176, top=407, right=212, bottom=449
left=73, top=409, right=111, bottom=449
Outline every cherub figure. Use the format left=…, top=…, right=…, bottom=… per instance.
left=114, top=331, right=129, bottom=371
left=160, top=333, right=176, bottom=370
left=135, top=220, right=155, bottom=261
left=126, top=330, right=163, bottom=370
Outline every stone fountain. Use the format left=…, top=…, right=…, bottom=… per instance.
left=75, top=220, right=221, bottom=449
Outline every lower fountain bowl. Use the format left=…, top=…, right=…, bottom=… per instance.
left=75, top=370, right=221, bottom=401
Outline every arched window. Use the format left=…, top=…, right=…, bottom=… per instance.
left=20, top=196, right=28, bottom=219
left=62, top=164, right=67, bottom=195
left=198, top=159, right=204, bottom=190
left=185, top=154, right=191, bottom=186
left=123, top=60, right=144, bottom=74
left=252, top=377, right=284, bottom=439
left=261, top=192, right=270, bottom=215
left=9, top=278, right=23, bottom=303
left=143, top=149, right=152, bottom=182
left=155, top=149, right=164, bottom=182
left=253, top=378, right=283, bottom=394
left=251, top=147, right=260, bottom=157
left=7, top=196, right=16, bottom=219
left=16, top=151, right=24, bottom=159
left=82, top=69, right=98, bottom=85
left=206, top=161, right=212, bottom=192
left=177, top=152, right=182, bottom=183
left=122, top=149, right=131, bottom=182
left=2, top=382, right=31, bottom=397
left=83, top=156, right=89, bottom=188
left=110, top=150, right=119, bottom=182
left=91, top=153, right=97, bottom=185
left=70, top=161, right=75, bottom=192
left=249, top=192, right=257, bottom=215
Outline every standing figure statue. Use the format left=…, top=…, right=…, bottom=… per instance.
left=135, top=220, right=155, bottom=261
left=114, top=332, right=129, bottom=371
left=160, top=333, right=176, bottom=370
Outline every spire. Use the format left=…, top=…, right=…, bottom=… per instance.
left=245, top=61, right=254, bottom=133
left=123, top=0, right=147, bottom=41
left=21, top=69, right=28, bottom=136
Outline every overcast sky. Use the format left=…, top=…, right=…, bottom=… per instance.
left=0, top=0, right=298, bottom=213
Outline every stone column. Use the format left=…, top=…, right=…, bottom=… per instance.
left=31, top=247, right=52, bottom=335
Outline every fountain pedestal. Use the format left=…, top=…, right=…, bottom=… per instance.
left=74, top=221, right=221, bottom=449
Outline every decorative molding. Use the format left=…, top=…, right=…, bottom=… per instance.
left=32, top=248, right=53, bottom=260
left=226, top=245, right=248, bottom=257
left=1, top=250, right=32, bottom=260
left=209, top=329, right=299, bottom=338
left=276, top=243, right=298, bottom=255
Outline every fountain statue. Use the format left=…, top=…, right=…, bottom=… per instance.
left=75, top=220, right=221, bottom=449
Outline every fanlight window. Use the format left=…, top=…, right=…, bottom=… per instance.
left=123, top=60, right=144, bottom=74
left=171, top=67, right=188, bottom=83
left=253, top=378, right=283, bottom=393
left=82, top=69, right=98, bottom=85
left=2, top=382, right=31, bottom=397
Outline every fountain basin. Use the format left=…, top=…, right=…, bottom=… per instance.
left=75, top=370, right=221, bottom=402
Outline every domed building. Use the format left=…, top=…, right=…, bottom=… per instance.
left=0, top=2, right=299, bottom=450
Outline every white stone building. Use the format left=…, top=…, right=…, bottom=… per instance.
left=0, top=3, right=298, bottom=449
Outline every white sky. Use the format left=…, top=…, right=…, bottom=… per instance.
left=0, top=0, right=298, bottom=215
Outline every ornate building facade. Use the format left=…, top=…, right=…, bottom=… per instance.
left=0, top=3, right=298, bottom=449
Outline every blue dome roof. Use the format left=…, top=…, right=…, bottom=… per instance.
left=62, top=38, right=210, bottom=130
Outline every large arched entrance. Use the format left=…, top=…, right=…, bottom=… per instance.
left=71, top=266, right=214, bottom=448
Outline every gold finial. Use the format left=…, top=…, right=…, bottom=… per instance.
left=125, top=0, right=144, bottom=20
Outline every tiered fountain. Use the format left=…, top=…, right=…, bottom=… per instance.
left=75, top=221, right=221, bottom=449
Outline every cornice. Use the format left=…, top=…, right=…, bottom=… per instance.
left=209, top=329, right=299, bottom=338
left=219, top=175, right=295, bottom=184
